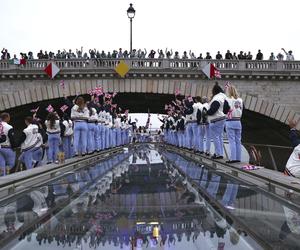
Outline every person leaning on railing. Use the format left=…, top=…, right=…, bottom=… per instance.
left=284, top=119, right=300, bottom=178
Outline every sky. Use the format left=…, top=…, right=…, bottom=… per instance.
left=0, top=0, right=300, bottom=59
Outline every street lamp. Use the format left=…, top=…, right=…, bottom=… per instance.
left=127, top=3, right=135, bottom=53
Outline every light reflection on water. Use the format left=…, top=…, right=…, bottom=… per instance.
left=2, top=145, right=299, bottom=249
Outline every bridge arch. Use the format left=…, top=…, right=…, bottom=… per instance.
left=0, top=78, right=298, bottom=129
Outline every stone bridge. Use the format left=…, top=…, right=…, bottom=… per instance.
left=1, top=58, right=300, bottom=128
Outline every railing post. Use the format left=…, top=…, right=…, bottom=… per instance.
left=162, top=59, right=170, bottom=69
left=238, top=60, right=246, bottom=70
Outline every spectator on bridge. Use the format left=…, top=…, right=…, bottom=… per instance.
left=225, top=85, right=243, bottom=163
left=205, top=52, right=212, bottom=60
left=174, top=51, right=180, bottom=60
left=269, top=52, right=275, bottom=60
left=277, top=52, right=284, bottom=60
left=237, top=51, right=244, bottom=60
left=1, top=48, right=10, bottom=60
left=282, top=48, right=294, bottom=61
left=225, top=50, right=233, bottom=60
left=232, top=52, right=238, bottom=60
left=123, top=50, right=129, bottom=58
left=76, top=47, right=83, bottom=59
left=255, top=49, right=263, bottom=60
left=148, top=50, right=156, bottom=59
left=246, top=52, right=253, bottom=60
left=166, top=48, right=173, bottom=59
left=117, top=48, right=123, bottom=58
left=44, top=51, right=49, bottom=59
left=138, top=48, right=147, bottom=59
left=182, top=51, right=188, bottom=60
left=216, top=51, right=223, bottom=60
left=37, top=50, right=44, bottom=59
left=189, top=51, right=196, bottom=59
left=28, top=51, right=34, bottom=60
left=197, top=53, right=203, bottom=59
left=100, top=50, right=107, bottom=59
left=89, top=49, right=96, bottom=59
left=157, top=49, right=165, bottom=59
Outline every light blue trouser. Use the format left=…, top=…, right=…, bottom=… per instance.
left=206, top=174, right=221, bottom=198
left=97, top=124, right=104, bottom=150
left=74, top=121, right=88, bottom=155
left=185, top=123, right=193, bottom=149
left=226, top=120, right=242, bottom=161
left=221, top=182, right=238, bottom=206
left=62, top=136, right=73, bottom=159
left=47, top=133, right=60, bottom=162
left=19, top=148, right=35, bottom=170
left=87, top=123, right=97, bottom=153
left=105, top=127, right=110, bottom=149
left=177, top=131, right=184, bottom=147
left=209, top=119, right=225, bottom=156
left=191, top=122, right=199, bottom=150
left=32, top=147, right=43, bottom=167
left=116, top=128, right=122, bottom=146
left=111, top=128, right=116, bottom=147
left=0, top=148, right=16, bottom=175
left=204, top=124, right=211, bottom=153
left=95, top=124, right=101, bottom=151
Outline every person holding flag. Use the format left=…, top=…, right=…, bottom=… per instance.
left=18, top=116, right=41, bottom=170
left=45, top=112, right=62, bottom=164
left=71, top=96, right=89, bottom=156
left=61, top=112, right=73, bottom=159
left=0, top=113, right=17, bottom=176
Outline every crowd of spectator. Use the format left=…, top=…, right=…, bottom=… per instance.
left=1, top=47, right=295, bottom=61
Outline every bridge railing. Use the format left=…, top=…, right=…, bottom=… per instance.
left=1, top=58, right=300, bottom=72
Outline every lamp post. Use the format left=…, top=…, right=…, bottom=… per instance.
left=127, top=3, right=135, bottom=54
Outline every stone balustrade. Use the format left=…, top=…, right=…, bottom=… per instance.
left=1, top=59, right=300, bottom=79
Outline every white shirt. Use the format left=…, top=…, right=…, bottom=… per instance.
left=226, top=97, right=243, bottom=119
left=0, top=121, right=13, bottom=147
left=71, top=105, right=89, bottom=120
left=62, top=120, right=73, bottom=136
left=21, top=124, right=40, bottom=150
left=286, top=144, right=300, bottom=177
left=45, top=120, right=60, bottom=133
left=207, top=93, right=226, bottom=122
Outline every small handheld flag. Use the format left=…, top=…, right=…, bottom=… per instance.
left=60, top=105, right=68, bottom=113
left=46, top=104, right=54, bottom=113
left=30, top=107, right=39, bottom=113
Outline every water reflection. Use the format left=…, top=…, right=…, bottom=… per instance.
left=163, top=150, right=300, bottom=250
left=3, top=145, right=298, bottom=249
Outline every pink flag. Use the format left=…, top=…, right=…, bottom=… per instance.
left=105, top=93, right=112, bottom=99
left=60, top=105, right=68, bottom=113
left=93, top=87, right=103, bottom=96
left=59, top=80, right=65, bottom=89
left=225, top=81, right=231, bottom=89
left=88, top=89, right=94, bottom=96
left=30, top=107, right=39, bottom=113
left=46, top=104, right=54, bottom=113
left=175, top=89, right=180, bottom=96
left=188, top=96, right=193, bottom=102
